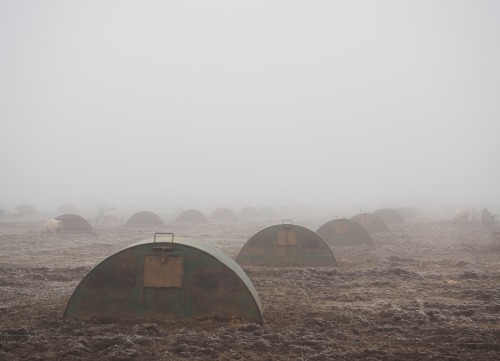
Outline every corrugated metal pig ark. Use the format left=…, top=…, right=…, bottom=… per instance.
left=63, top=233, right=263, bottom=323
left=373, top=208, right=404, bottom=224
left=350, top=213, right=390, bottom=233
left=237, top=223, right=336, bottom=266
left=175, top=209, right=208, bottom=225
left=209, top=207, right=238, bottom=223
left=55, top=214, right=93, bottom=233
left=126, top=211, right=164, bottom=226
left=317, top=219, right=374, bottom=246
left=239, top=207, right=258, bottom=219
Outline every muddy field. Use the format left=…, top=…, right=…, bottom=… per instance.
left=1, top=217, right=499, bottom=360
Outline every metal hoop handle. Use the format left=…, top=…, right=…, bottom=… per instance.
left=154, top=232, right=174, bottom=243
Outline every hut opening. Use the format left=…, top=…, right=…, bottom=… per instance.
left=63, top=233, right=263, bottom=323
left=209, top=208, right=238, bottom=223
left=350, top=213, right=389, bottom=233
left=175, top=209, right=208, bottom=225
left=237, top=223, right=336, bottom=266
left=317, top=219, right=374, bottom=246
left=55, top=214, right=93, bottom=233
left=126, top=211, right=164, bottom=226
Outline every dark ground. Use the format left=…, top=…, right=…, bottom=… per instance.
left=1, top=217, right=499, bottom=360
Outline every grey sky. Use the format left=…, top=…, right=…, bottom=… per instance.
left=1, top=1, right=499, bottom=213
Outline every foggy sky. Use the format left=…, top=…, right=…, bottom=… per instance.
left=1, top=1, right=499, bottom=214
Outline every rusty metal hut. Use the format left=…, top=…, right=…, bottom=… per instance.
left=237, top=222, right=336, bottom=266
left=239, top=207, right=258, bottom=220
left=175, top=209, right=208, bottom=225
left=350, top=213, right=390, bottom=233
left=317, top=219, right=374, bottom=246
left=126, top=211, right=164, bottom=226
left=63, top=233, right=263, bottom=323
left=55, top=214, right=93, bottom=233
left=209, top=208, right=238, bottom=223
left=373, top=208, right=404, bottom=224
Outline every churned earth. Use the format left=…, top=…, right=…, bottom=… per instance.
left=0, top=216, right=499, bottom=360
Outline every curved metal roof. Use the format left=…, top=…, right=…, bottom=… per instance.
left=209, top=207, right=238, bottom=223
left=317, top=219, right=374, bottom=246
left=373, top=208, right=404, bottom=224
left=64, top=235, right=263, bottom=323
left=130, top=236, right=263, bottom=313
left=237, top=223, right=336, bottom=266
left=350, top=213, right=389, bottom=233
left=55, top=213, right=93, bottom=233
left=175, top=209, right=208, bottom=224
left=126, top=211, right=164, bottom=226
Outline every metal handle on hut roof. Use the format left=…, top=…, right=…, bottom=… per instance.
left=154, top=232, right=174, bottom=244
left=282, top=219, right=293, bottom=224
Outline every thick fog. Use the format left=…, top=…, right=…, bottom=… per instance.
left=1, top=1, right=499, bottom=215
